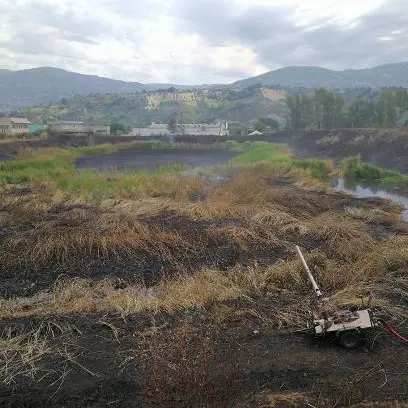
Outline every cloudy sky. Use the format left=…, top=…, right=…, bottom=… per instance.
left=0, top=0, right=407, bottom=84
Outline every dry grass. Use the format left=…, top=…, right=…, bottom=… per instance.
left=255, top=391, right=308, bottom=407
left=0, top=322, right=55, bottom=385
left=0, top=164, right=406, bottom=324
left=0, top=270, right=244, bottom=318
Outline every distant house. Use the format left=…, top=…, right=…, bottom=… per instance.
left=0, top=117, right=31, bottom=135
left=48, top=121, right=86, bottom=133
left=48, top=121, right=110, bottom=135
left=248, top=130, right=263, bottom=136
left=134, top=121, right=229, bottom=136
left=90, top=125, right=111, bottom=135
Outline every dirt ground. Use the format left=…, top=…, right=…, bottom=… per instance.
left=283, top=129, right=408, bottom=173
left=0, top=308, right=407, bottom=408
left=0, top=186, right=403, bottom=299
left=75, top=148, right=239, bottom=171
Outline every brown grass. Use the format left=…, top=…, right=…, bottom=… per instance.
left=0, top=164, right=406, bottom=322
left=0, top=322, right=56, bottom=385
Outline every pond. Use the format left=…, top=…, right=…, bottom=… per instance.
left=76, top=148, right=239, bottom=172
left=333, top=178, right=408, bottom=221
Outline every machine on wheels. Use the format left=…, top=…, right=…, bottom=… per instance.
left=295, top=246, right=377, bottom=349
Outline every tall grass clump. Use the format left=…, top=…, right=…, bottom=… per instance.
left=72, top=144, right=118, bottom=157
left=0, top=156, right=73, bottom=184
left=215, top=140, right=244, bottom=151
left=230, top=141, right=291, bottom=166
left=230, top=142, right=333, bottom=180
left=343, top=156, right=408, bottom=190
left=293, top=158, right=333, bottom=180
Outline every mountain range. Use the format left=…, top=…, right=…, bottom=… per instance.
left=1, top=62, right=408, bottom=110
left=233, top=63, right=408, bottom=89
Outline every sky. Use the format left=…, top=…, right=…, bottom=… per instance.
left=0, top=0, right=407, bottom=84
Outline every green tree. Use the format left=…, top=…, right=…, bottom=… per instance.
left=380, top=92, right=397, bottom=126
left=253, top=120, right=267, bottom=132
left=286, top=94, right=302, bottom=129
left=333, top=95, right=345, bottom=127
left=347, top=99, right=376, bottom=127
left=167, top=118, right=177, bottom=133
left=110, top=122, right=127, bottom=134
left=299, top=94, right=314, bottom=129
left=258, top=117, right=280, bottom=130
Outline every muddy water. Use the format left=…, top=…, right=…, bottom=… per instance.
left=333, top=178, right=408, bottom=221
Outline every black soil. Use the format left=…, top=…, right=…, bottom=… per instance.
left=0, top=310, right=407, bottom=408
left=2, top=191, right=402, bottom=299
left=75, top=148, right=239, bottom=171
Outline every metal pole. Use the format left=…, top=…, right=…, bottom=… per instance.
left=295, top=246, right=323, bottom=298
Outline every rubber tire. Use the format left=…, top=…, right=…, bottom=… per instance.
left=339, top=330, right=361, bottom=349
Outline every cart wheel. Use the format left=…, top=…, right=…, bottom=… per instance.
left=339, top=330, right=361, bottom=349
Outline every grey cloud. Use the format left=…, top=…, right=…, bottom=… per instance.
left=175, top=0, right=294, bottom=46
left=22, top=1, right=111, bottom=38
left=173, top=0, right=408, bottom=70
left=1, top=0, right=407, bottom=84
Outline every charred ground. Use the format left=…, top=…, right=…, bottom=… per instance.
left=0, top=143, right=407, bottom=408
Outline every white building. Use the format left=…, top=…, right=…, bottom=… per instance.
left=134, top=121, right=229, bottom=136
left=48, top=121, right=110, bottom=135
left=0, top=117, right=31, bottom=135
left=48, top=121, right=86, bottom=133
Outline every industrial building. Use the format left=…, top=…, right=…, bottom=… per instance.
left=48, top=121, right=110, bottom=135
left=133, top=121, right=229, bottom=136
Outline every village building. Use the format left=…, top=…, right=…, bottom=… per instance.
left=134, top=121, right=229, bottom=136
left=48, top=121, right=110, bottom=135
left=0, top=117, right=31, bottom=135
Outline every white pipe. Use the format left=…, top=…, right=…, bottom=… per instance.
left=295, top=245, right=323, bottom=298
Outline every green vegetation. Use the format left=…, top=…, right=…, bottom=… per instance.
left=0, top=141, right=335, bottom=202
left=0, top=154, right=72, bottom=184
left=287, top=88, right=408, bottom=129
left=253, top=117, right=280, bottom=132
left=110, top=122, right=131, bottom=134
left=0, top=144, right=190, bottom=199
left=215, top=140, right=244, bottom=151
left=230, top=142, right=290, bottom=165
left=12, top=87, right=287, bottom=128
left=73, top=144, right=119, bottom=156
left=231, top=141, right=333, bottom=180
left=343, top=156, right=408, bottom=190
left=293, top=158, right=333, bottom=180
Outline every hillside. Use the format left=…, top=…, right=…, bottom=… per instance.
left=16, top=88, right=288, bottom=127
left=0, top=67, right=150, bottom=109
left=2, top=62, right=408, bottom=110
left=233, top=62, right=408, bottom=89
left=0, top=67, right=211, bottom=109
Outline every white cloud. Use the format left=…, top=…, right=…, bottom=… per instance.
left=0, top=0, right=406, bottom=84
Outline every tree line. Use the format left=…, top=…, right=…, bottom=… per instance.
left=286, top=88, right=408, bottom=129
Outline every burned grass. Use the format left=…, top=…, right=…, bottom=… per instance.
left=0, top=163, right=407, bottom=407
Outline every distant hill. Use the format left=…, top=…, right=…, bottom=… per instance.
left=2, top=62, right=408, bottom=110
left=0, top=67, right=151, bottom=109
left=232, top=62, right=408, bottom=89
left=16, top=88, right=288, bottom=127
left=0, top=67, right=219, bottom=109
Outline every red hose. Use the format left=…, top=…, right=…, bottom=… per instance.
left=378, top=319, right=408, bottom=345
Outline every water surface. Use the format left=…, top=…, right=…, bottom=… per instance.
left=333, top=178, right=408, bottom=221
